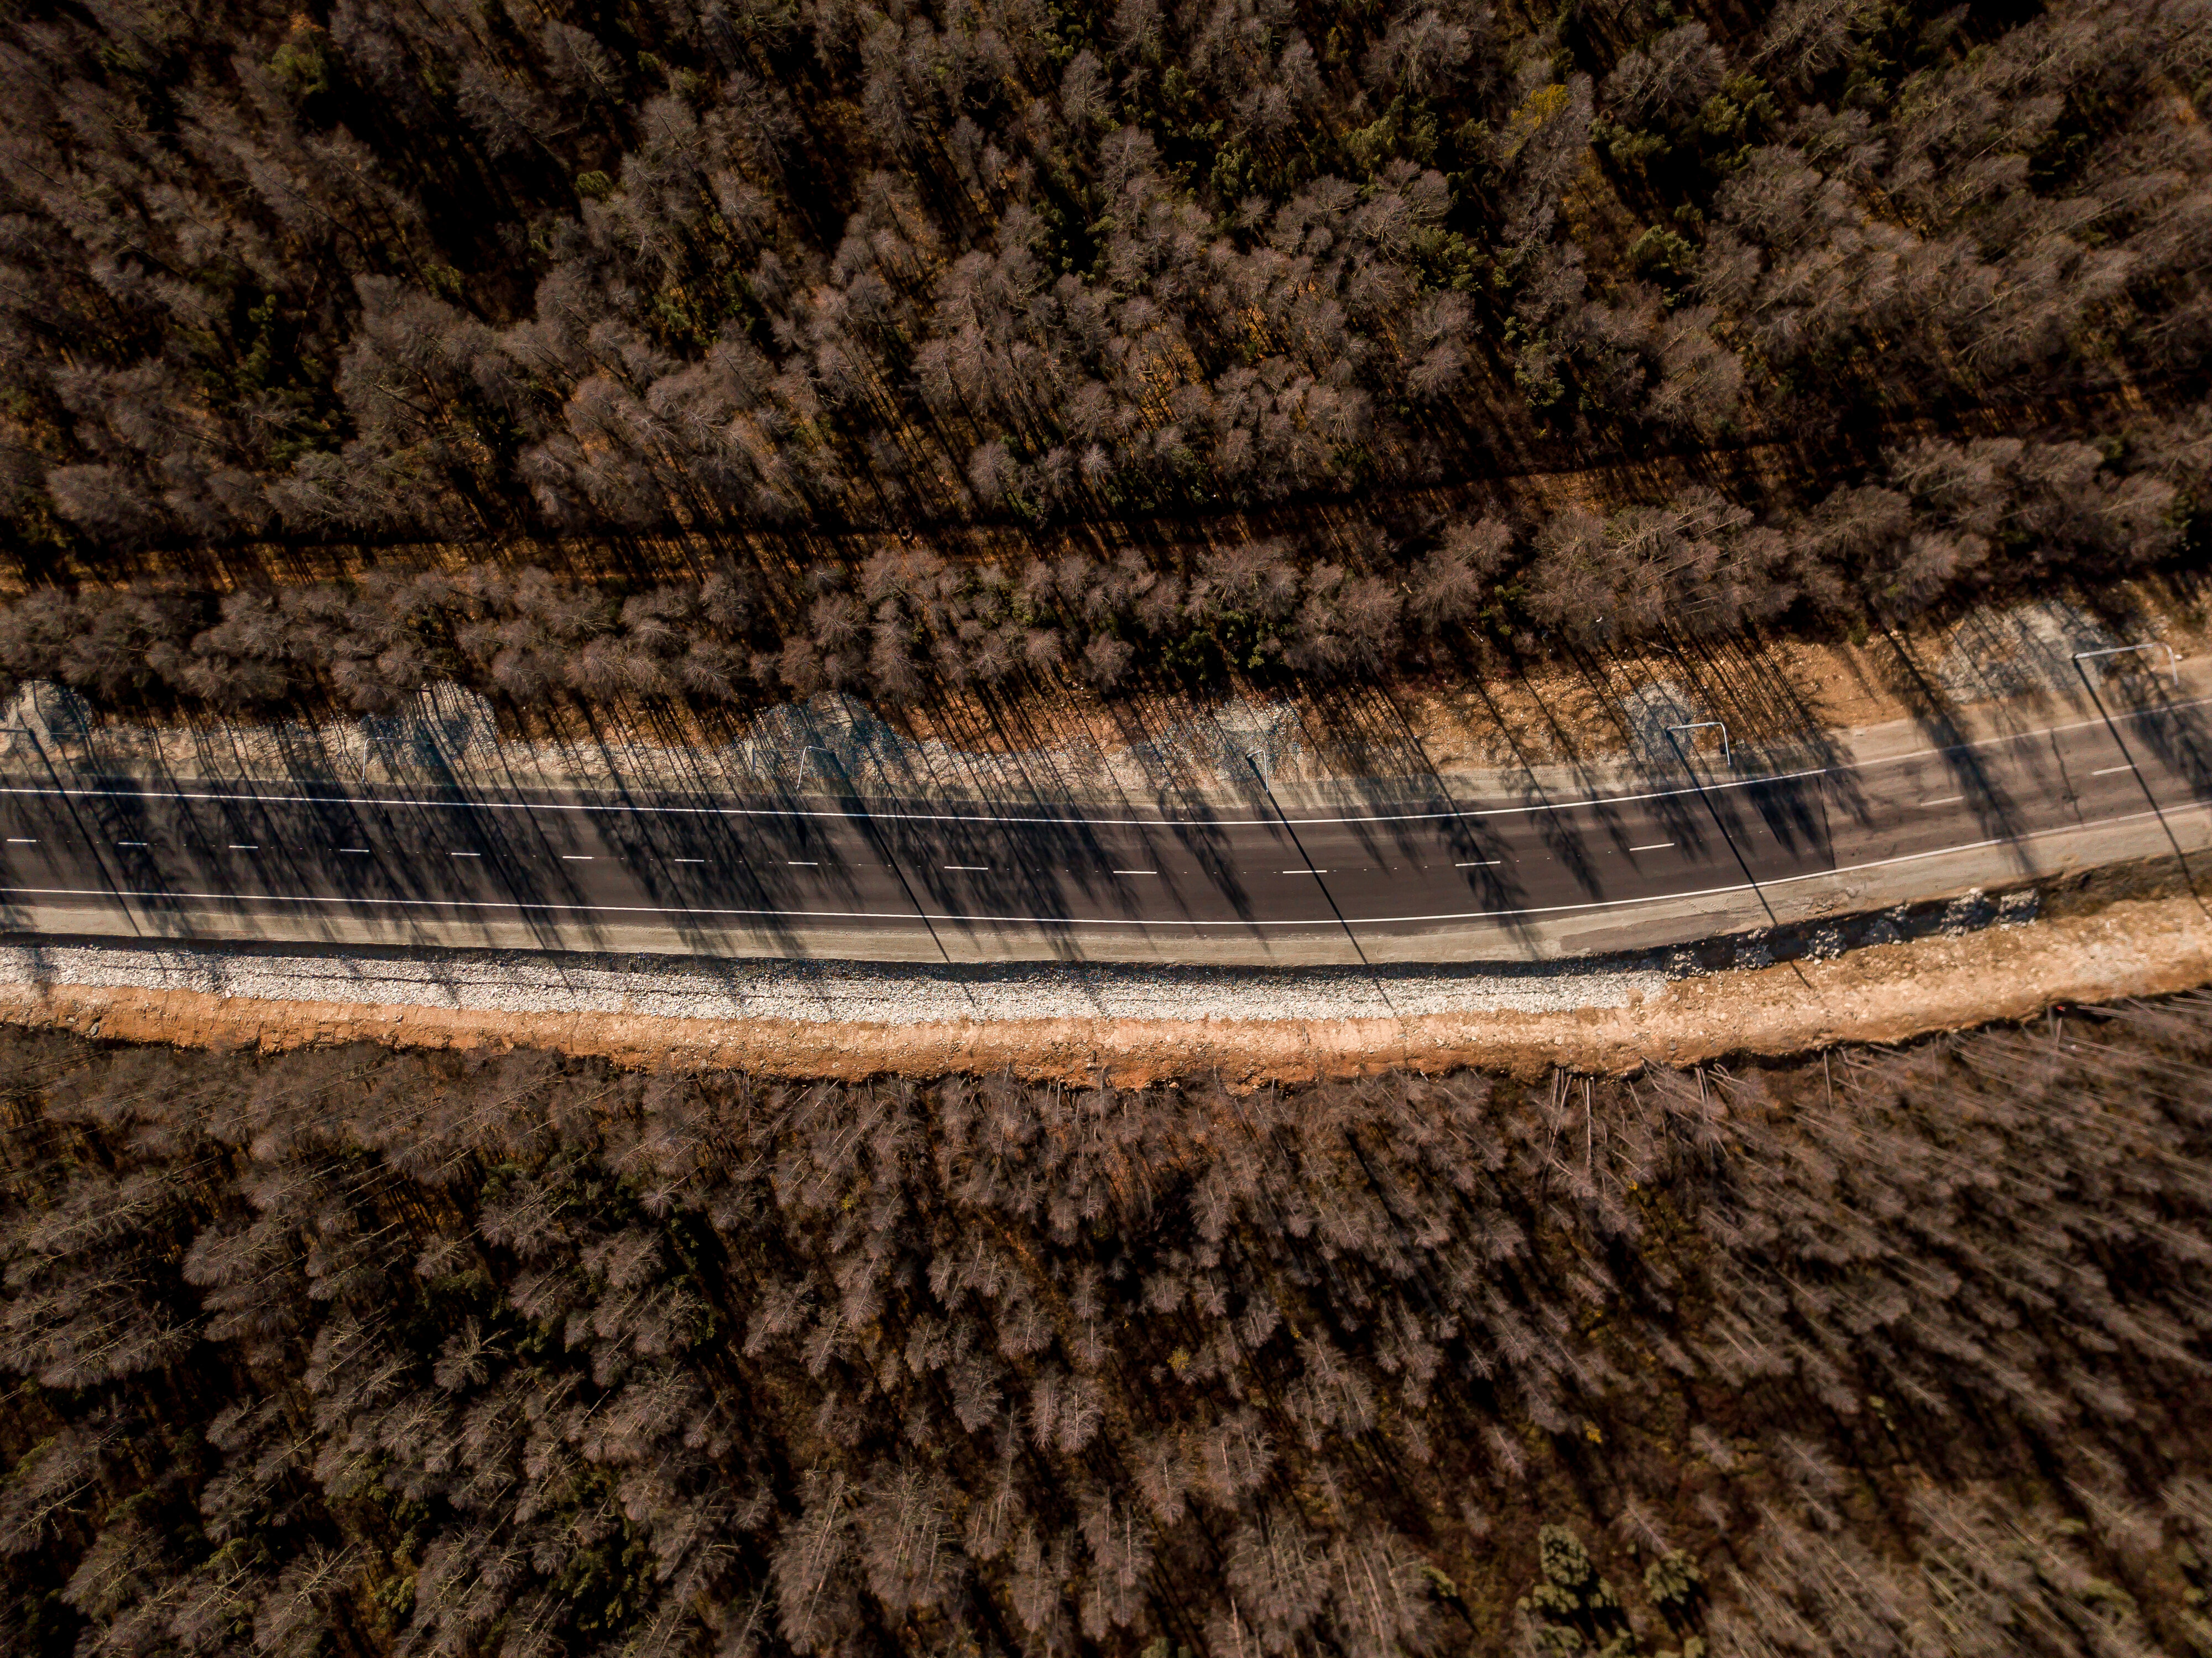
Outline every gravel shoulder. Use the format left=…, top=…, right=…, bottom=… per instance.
left=6, top=868, right=2204, bottom=1082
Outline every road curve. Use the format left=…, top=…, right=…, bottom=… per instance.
left=3, top=696, right=2210, bottom=964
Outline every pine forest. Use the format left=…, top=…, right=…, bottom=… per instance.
left=6, top=1003, right=2212, bottom=1658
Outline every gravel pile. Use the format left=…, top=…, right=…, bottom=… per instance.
left=0, top=941, right=1665, bottom=1025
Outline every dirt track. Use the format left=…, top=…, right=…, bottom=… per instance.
left=8, top=888, right=2207, bottom=1082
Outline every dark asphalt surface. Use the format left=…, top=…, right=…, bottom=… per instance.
left=3, top=696, right=2209, bottom=956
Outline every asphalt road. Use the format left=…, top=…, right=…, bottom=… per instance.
left=3, top=695, right=2210, bottom=961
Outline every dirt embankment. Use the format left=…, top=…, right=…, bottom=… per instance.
left=9, top=886, right=2208, bottom=1082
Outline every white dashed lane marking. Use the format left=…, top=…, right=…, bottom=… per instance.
left=0, top=800, right=2202, bottom=929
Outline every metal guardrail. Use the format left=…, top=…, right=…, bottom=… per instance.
left=1666, top=719, right=1731, bottom=770
left=794, top=744, right=845, bottom=789
left=2074, top=642, right=2181, bottom=686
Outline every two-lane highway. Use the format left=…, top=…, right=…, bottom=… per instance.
left=3, top=696, right=2209, bottom=960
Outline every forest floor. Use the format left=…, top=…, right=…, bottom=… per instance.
left=12, top=582, right=2209, bottom=810
left=3, top=858, right=2202, bottom=1083
left=883, top=579, right=2212, bottom=795
left=353, top=575, right=2212, bottom=799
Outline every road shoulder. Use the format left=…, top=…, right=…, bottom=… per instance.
left=5, top=868, right=2205, bottom=1082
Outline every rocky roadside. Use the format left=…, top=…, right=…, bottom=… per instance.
left=4, top=867, right=2204, bottom=1083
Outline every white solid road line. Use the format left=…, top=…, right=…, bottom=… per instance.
left=0, top=774, right=1822, bottom=829
left=6, top=800, right=2206, bottom=932
left=340, top=847, right=370, bottom=853
left=944, top=864, right=989, bottom=871
left=561, top=855, right=592, bottom=861
left=6, top=691, right=2208, bottom=833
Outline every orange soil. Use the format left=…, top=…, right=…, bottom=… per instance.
left=9, top=891, right=2208, bottom=1084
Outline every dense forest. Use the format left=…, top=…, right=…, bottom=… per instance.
left=14, top=11, right=2212, bottom=1654
left=2, top=0, right=2211, bottom=718
left=1, top=415, right=2205, bottom=715
left=4, top=0, right=2209, bottom=546
left=4, top=999, right=2212, bottom=1656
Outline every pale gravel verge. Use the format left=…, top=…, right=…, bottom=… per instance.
left=0, top=882, right=2030, bottom=1025
left=6, top=891, right=2207, bottom=1086
left=0, top=941, right=1666, bottom=1025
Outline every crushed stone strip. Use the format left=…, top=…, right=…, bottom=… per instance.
left=0, top=942, right=1665, bottom=1026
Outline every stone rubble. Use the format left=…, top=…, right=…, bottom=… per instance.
left=0, top=884, right=2047, bottom=1032
left=0, top=940, right=1665, bottom=1026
